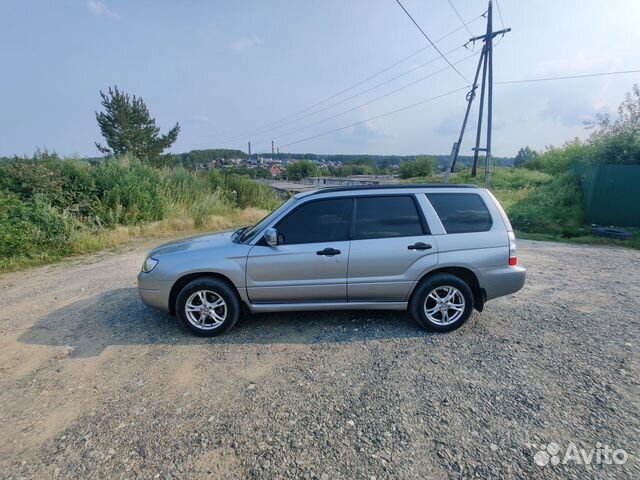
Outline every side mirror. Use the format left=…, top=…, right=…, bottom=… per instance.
left=264, top=227, right=278, bottom=246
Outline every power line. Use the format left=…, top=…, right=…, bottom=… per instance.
left=206, top=16, right=486, bottom=148
left=262, top=70, right=639, bottom=153
left=278, top=86, right=469, bottom=149
left=394, top=0, right=471, bottom=83
left=181, top=67, right=639, bottom=153
left=447, top=0, right=473, bottom=36
left=496, top=69, right=640, bottom=84
left=277, top=69, right=640, bottom=151
left=253, top=46, right=465, bottom=137
left=494, top=0, right=505, bottom=28
left=246, top=46, right=473, bottom=148
left=251, top=52, right=479, bottom=150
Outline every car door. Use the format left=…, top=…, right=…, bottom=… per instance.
left=347, top=195, right=438, bottom=302
left=246, top=197, right=353, bottom=304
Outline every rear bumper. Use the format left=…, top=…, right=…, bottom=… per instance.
left=137, top=272, right=172, bottom=312
left=480, top=265, right=526, bottom=301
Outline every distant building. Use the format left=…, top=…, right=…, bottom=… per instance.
left=300, top=175, right=399, bottom=187
left=270, top=164, right=282, bottom=177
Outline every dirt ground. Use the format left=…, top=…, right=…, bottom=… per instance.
left=0, top=239, right=638, bottom=479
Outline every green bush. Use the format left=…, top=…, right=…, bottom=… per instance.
left=220, top=174, right=281, bottom=210
left=521, top=139, right=587, bottom=173
left=92, top=158, right=167, bottom=226
left=0, top=156, right=98, bottom=219
left=59, top=160, right=98, bottom=218
left=399, top=156, right=436, bottom=179
left=585, top=83, right=640, bottom=166
left=450, top=167, right=552, bottom=189
left=0, top=191, right=73, bottom=264
left=508, top=172, right=584, bottom=236
left=0, top=155, right=280, bottom=269
left=162, top=165, right=212, bottom=206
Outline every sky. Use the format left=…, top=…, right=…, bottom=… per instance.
left=1, top=0, right=639, bottom=158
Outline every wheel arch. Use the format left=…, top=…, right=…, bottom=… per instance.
left=409, top=266, right=485, bottom=312
left=169, top=272, right=241, bottom=315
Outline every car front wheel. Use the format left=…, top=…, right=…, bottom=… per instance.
left=410, top=274, right=474, bottom=332
left=175, top=277, right=240, bottom=336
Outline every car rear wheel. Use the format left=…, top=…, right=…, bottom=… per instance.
left=176, top=277, right=240, bottom=336
left=410, top=274, right=474, bottom=332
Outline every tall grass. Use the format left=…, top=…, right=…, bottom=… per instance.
left=406, top=167, right=585, bottom=236
left=0, top=155, right=279, bottom=271
left=508, top=171, right=585, bottom=236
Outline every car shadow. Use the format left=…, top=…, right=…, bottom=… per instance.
left=18, top=288, right=432, bottom=357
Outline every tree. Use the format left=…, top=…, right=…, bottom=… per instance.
left=286, top=160, right=319, bottom=181
left=95, top=86, right=180, bottom=166
left=398, top=156, right=436, bottom=179
left=514, top=146, right=538, bottom=167
left=521, top=139, right=585, bottom=173
left=585, top=83, right=640, bottom=165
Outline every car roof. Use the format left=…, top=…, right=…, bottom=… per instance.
left=295, top=183, right=481, bottom=198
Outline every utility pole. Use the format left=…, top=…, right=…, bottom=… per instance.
left=485, top=0, right=495, bottom=184
left=447, top=0, right=509, bottom=185
left=443, top=142, right=457, bottom=184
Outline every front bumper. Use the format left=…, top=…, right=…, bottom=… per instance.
left=137, top=272, right=172, bottom=312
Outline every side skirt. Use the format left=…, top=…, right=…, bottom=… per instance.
left=248, top=301, right=408, bottom=314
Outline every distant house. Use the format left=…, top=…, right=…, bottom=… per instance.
left=270, top=164, right=282, bottom=177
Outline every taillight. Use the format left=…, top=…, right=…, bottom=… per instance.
left=508, top=231, right=517, bottom=266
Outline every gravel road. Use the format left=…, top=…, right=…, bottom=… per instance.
left=0, top=239, right=638, bottom=479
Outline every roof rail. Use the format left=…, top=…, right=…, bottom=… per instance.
left=302, top=183, right=479, bottom=196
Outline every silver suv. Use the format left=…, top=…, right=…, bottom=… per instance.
left=138, top=185, right=525, bottom=336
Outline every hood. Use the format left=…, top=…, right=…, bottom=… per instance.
left=148, top=231, right=235, bottom=257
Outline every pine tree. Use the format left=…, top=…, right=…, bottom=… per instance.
left=95, top=86, right=180, bottom=165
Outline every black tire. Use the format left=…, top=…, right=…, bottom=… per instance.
left=175, top=277, right=241, bottom=336
left=591, top=226, right=632, bottom=240
left=410, top=273, right=474, bottom=332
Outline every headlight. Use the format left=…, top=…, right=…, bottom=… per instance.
left=142, top=257, right=158, bottom=273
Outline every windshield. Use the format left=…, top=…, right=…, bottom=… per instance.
left=239, top=197, right=296, bottom=243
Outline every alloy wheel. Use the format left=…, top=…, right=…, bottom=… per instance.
left=424, top=285, right=465, bottom=326
left=184, top=290, right=227, bottom=330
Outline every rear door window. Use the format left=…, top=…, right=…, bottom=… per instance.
left=425, top=193, right=492, bottom=233
left=354, top=196, right=425, bottom=239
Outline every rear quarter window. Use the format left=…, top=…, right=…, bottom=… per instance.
left=425, top=193, right=492, bottom=234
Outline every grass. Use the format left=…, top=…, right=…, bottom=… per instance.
left=407, top=166, right=639, bottom=250
left=517, top=231, right=640, bottom=250
left=2, top=155, right=637, bottom=272
left=1, top=207, right=269, bottom=272
left=0, top=206, right=268, bottom=272
left=0, top=155, right=280, bottom=272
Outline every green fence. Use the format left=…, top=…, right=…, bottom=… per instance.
left=574, top=164, right=640, bottom=228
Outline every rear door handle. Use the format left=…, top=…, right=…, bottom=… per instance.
left=316, top=248, right=341, bottom=256
left=408, top=242, right=432, bottom=251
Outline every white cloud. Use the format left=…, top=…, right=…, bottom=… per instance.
left=533, top=54, right=618, bottom=77
left=87, top=0, right=119, bottom=18
left=185, top=115, right=210, bottom=124
left=336, top=119, right=393, bottom=145
left=231, top=33, right=263, bottom=51
left=434, top=115, right=460, bottom=136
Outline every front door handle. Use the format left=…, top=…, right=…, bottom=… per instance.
left=317, top=248, right=341, bottom=256
left=408, top=242, right=432, bottom=251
